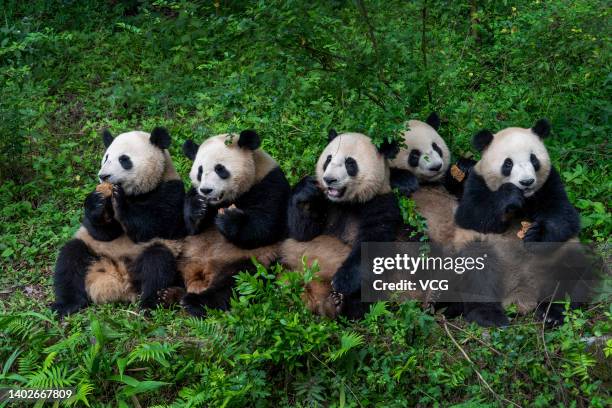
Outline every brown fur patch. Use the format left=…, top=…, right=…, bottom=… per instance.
left=85, top=258, right=137, bottom=304
left=280, top=236, right=351, bottom=318
left=178, top=229, right=278, bottom=294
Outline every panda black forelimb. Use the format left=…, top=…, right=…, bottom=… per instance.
left=455, top=173, right=524, bottom=233
left=442, top=157, right=477, bottom=198
left=332, top=193, right=402, bottom=295
left=217, top=166, right=290, bottom=249
left=390, top=168, right=419, bottom=197
left=522, top=167, right=580, bottom=242
left=184, top=187, right=215, bottom=235
left=112, top=180, right=186, bottom=242
left=287, top=176, right=328, bottom=241
left=82, top=191, right=123, bottom=241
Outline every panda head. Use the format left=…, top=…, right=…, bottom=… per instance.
left=98, top=127, right=172, bottom=195
left=390, top=113, right=450, bottom=182
left=473, top=119, right=551, bottom=197
left=183, top=130, right=261, bottom=205
left=316, top=130, right=399, bottom=203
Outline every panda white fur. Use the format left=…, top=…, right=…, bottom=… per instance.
left=418, top=119, right=583, bottom=327
left=390, top=112, right=476, bottom=199
left=280, top=131, right=404, bottom=318
left=162, top=130, right=291, bottom=316
left=51, top=128, right=186, bottom=316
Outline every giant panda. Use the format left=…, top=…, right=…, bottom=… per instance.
left=416, top=119, right=586, bottom=327
left=280, top=131, right=404, bottom=318
left=389, top=112, right=476, bottom=199
left=51, top=128, right=186, bottom=316
left=162, top=130, right=291, bottom=316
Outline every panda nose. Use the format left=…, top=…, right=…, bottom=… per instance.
left=323, top=176, right=337, bottom=185
left=99, top=174, right=110, bottom=182
left=519, top=178, right=535, bottom=187
left=200, top=188, right=213, bottom=195
left=429, top=163, right=442, bottom=172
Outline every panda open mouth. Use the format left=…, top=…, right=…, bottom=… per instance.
left=326, top=187, right=346, bottom=199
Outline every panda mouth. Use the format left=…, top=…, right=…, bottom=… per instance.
left=326, top=187, right=346, bottom=199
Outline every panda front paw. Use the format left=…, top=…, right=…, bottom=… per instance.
left=536, top=302, right=565, bottom=327
left=50, top=300, right=87, bottom=318
left=464, top=303, right=509, bottom=327
left=111, top=184, right=126, bottom=211
left=84, top=191, right=109, bottom=224
left=215, top=207, right=246, bottom=241
left=292, top=176, right=324, bottom=205
left=498, top=183, right=524, bottom=214
left=180, top=293, right=207, bottom=317
left=523, top=221, right=543, bottom=243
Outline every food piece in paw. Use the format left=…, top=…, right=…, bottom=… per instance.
left=516, top=221, right=532, bottom=239
left=96, top=182, right=113, bottom=198
left=450, top=164, right=466, bottom=182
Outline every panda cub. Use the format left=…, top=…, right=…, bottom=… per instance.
left=390, top=112, right=475, bottom=198
left=455, top=119, right=580, bottom=242
left=169, top=130, right=290, bottom=316
left=51, top=128, right=186, bottom=316
left=281, top=131, right=402, bottom=318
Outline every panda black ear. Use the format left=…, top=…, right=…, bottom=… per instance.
left=425, top=112, right=441, bottom=131
left=237, top=130, right=261, bottom=150
left=377, top=138, right=400, bottom=160
left=102, top=129, right=114, bottom=148
left=150, top=127, right=171, bottom=149
left=182, top=140, right=199, bottom=161
left=532, top=119, right=551, bottom=139
left=328, top=129, right=338, bottom=143
left=473, top=129, right=494, bottom=151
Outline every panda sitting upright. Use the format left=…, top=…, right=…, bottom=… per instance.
left=389, top=112, right=476, bottom=198
left=449, top=119, right=583, bottom=326
left=169, top=130, right=291, bottom=316
left=51, top=128, right=186, bottom=316
left=281, top=131, right=403, bottom=318
left=455, top=119, right=580, bottom=242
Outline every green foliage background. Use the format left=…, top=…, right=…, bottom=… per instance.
left=0, top=0, right=610, bottom=406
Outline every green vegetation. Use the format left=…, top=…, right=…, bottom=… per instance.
left=1, top=1, right=610, bottom=406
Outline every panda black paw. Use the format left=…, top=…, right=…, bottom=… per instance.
left=215, top=207, right=246, bottom=240
left=523, top=221, right=544, bottom=243
left=331, top=266, right=360, bottom=297
left=498, top=183, right=524, bottom=214
left=535, top=302, right=565, bottom=327
left=157, top=287, right=186, bottom=308
left=50, top=301, right=86, bottom=318
left=293, top=176, right=323, bottom=205
left=112, top=184, right=126, bottom=210
left=329, top=291, right=345, bottom=316
left=180, top=293, right=207, bottom=317
left=464, top=304, right=509, bottom=327
left=84, top=192, right=106, bottom=220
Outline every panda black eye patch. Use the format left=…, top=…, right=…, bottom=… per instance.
left=408, top=149, right=421, bottom=167
left=323, top=155, right=332, bottom=171
left=502, top=158, right=513, bottom=176
left=118, top=155, right=133, bottom=170
left=215, top=164, right=230, bottom=179
left=432, top=142, right=443, bottom=157
left=345, top=157, right=359, bottom=177
left=197, top=165, right=203, bottom=181
left=530, top=153, right=541, bottom=171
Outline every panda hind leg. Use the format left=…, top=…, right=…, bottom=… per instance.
left=180, top=259, right=256, bottom=317
left=132, top=243, right=178, bottom=309
left=463, top=302, right=509, bottom=327
left=51, top=239, right=96, bottom=317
